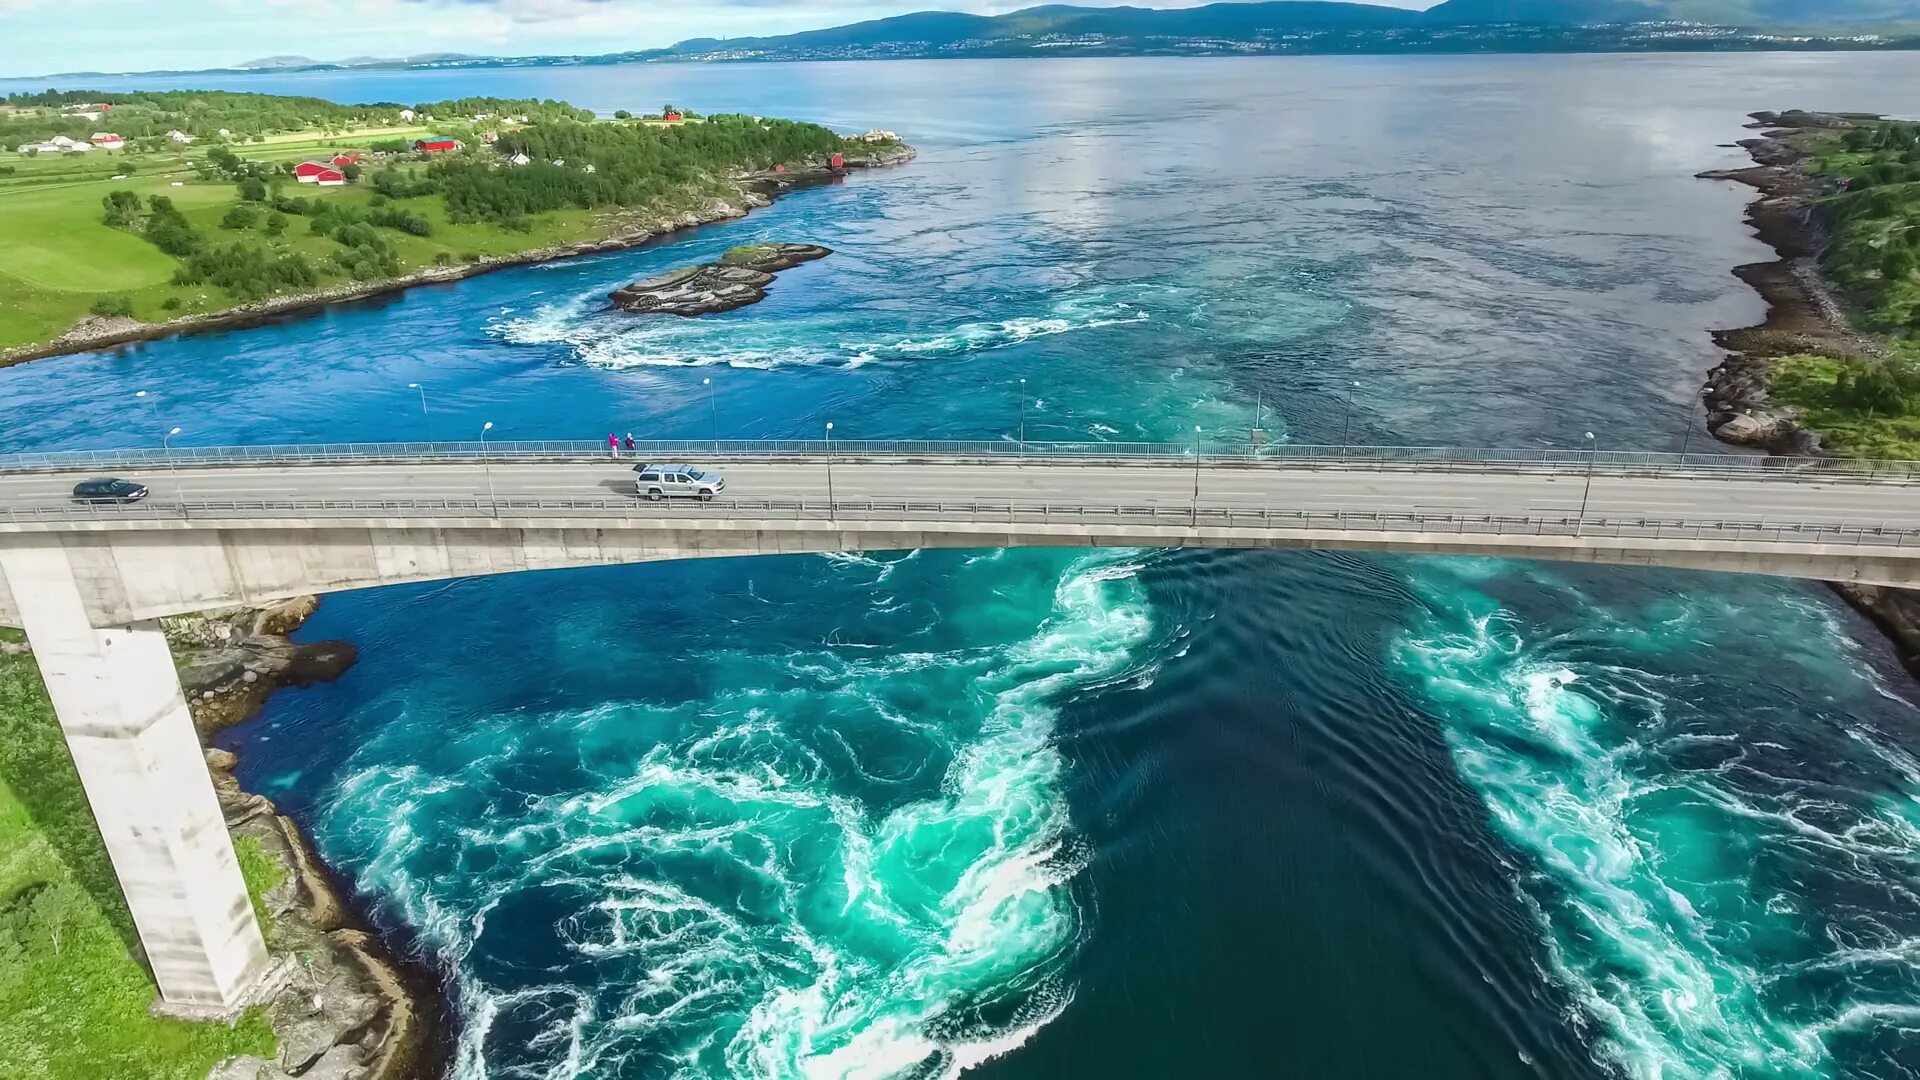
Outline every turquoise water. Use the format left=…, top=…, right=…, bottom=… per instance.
left=7, top=54, right=1920, bottom=1077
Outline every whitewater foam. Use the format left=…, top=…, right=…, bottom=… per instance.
left=319, top=551, right=1153, bottom=1080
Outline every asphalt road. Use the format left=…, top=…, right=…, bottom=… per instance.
left=3, top=459, right=1919, bottom=527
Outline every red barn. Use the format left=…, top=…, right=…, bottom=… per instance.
left=829, top=153, right=844, bottom=170
left=413, top=136, right=460, bottom=153
left=293, top=160, right=333, bottom=182
left=313, top=168, right=346, bottom=187
left=662, top=112, right=682, bottom=123
left=330, top=152, right=361, bottom=166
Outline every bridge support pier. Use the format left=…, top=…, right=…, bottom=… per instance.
left=0, top=542, right=270, bottom=1013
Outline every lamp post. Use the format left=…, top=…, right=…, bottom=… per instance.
left=163, top=426, right=183, bottom=516
left=1018, top=378, right=1027, bottom=455
left=703, top=377, right=717, bottom=454
left=1253, top=389, right=1263, bottom=451
left=824, top=421, right=836, bottom=514
left=480, top=421, right=497, bottom=511
left=1191, top=424, right=1203, bottom=526
left=1340, top=380, right=1360, bottom=457
left=1578, top=430, right=1597, bottom=534
left=407, top=382, right=431, bottom=442
left=1679, top=403, right=1696, bottom=461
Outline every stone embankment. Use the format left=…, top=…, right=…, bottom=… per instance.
left=1699, top=109, right=1920, bottom=675
left=0, top=143, right=916, bottom=369
left=610, top=243, right=831, bottom=315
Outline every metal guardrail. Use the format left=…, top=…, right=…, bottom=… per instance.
left=3, top=439, right=1920, bottom=481
left=5, top=494, right=1918, bottom=549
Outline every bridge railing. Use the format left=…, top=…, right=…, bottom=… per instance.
left=5, top=494, right=1919, bottom=548
left=3, top=439, right=1920, bottom=480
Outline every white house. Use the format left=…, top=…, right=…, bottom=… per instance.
left=166, top=130, right=195, bottom=144
left=398, top=109, right=416, bottom=121
left=858, top=129, right=900, bottom=143
left=507, top=152, right=531, bottom=166
left=18, top=135, right=90, bottom=154
left=90, top=133, right=125, bottom=150
left=217, top=128, right=232, bottom=138
left=67, top=110, right=102, bottom=122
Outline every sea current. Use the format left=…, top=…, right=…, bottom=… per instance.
left=5, top=53, right=1920, bottom=1078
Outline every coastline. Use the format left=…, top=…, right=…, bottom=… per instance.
left=167, top=599, right=452, bottom=1080
left=1697, top=110, right=1920, bottom=676
left=0, top=147, right=916, bottom=371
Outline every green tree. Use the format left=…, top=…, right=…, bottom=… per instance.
left=100, top=189, right=142, bottom=228
left=266, top=213, right=287, bottom=237
left=237, top=176, right=267, bottom=202
left=614, top=109, right=632, bottom=120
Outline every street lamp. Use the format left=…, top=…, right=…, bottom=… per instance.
left=1018, top=378, right=1027, bottom=454
left=407, top=382, right=431, bottom=442
left=1340, top=380, right=1360, bottom=457
left=1578, top=430, right=1597, bottom=534
left=480, top=421, right=497, bottom=510
left=1191, top=424, right=1203, bottom=526
left=703, top=377, right=717, bottom=454
left=1679, top=402, right=1696, bottom=460
left=824, top=421, right=836, bottom=513
left=163, top=426, right=183, bottom=515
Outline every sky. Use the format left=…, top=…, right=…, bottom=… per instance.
left=1, top=0, right=1436, bottom=77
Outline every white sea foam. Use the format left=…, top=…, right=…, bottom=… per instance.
left=1393, top=577, right=1920, bottom=1080
left=320, top=550, right=1153, bottom=1080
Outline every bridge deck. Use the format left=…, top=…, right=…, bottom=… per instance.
left=1, top=457, right=1917, bottom=532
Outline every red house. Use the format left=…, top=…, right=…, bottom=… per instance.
left=662, top=112, right=682, bottom=123
left=829, top=153, right=844, bottom=170
left=413, top=136, right=460, bottom=153
left=331, top=152, right=361, bottom=166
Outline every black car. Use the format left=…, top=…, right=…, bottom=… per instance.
left=71, top=478, right=149, bottom=503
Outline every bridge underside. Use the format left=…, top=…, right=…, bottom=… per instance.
left=2, top=517, right=1916, bottom=628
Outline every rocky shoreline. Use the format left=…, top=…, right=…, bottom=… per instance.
left=1698, top=109, right=1920, bottom=676
left=0, top=145, right=915, bottom=370
left=610, top=242, right=831, bottom=315
left=158, top=600, right=450, bottom=1080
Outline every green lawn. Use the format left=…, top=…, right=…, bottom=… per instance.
left=0, top=650, right=276, bottom=1080
left=1770, top=352, right=1920, bottom=459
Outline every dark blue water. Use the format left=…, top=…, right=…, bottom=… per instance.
left=7, top=54, right=1920, bottom=1078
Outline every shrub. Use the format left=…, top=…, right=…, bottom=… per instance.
left=220, top=203, right=262, bottom=230
left=89, top=296, right=134, bottom=318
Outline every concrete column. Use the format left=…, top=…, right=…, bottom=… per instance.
left=0, top=541, right=269, bottom=1011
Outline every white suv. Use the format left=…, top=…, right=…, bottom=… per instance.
left=634, top=464, right=726, bottom=501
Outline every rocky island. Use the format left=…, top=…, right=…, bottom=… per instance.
left=609, top=243, right=832, bottom=316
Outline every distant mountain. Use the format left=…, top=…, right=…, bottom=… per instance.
left=81, top=0, right=1920, bottom=81
left=235, top=55, right=324, bottom=70
left=650, top=0, right=1920, bottom=61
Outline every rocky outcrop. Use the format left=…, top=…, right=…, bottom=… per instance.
left=183, top=598, right=443, bottom=1080
left=1699, top=109, right=1920, bottom=679
left=609, top=243, right=831, bottom=316
left=206, top=749, right=440, bottom=1080
left=164, top=596, right=358, bottom=735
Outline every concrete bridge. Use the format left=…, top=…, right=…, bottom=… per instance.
left=3, top=438, right=1918, bottom=1012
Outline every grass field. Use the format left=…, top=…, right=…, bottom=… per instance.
left=0, top=649, right=277, bottom=1080
left=0, top=130, right=698, bottom=351
left=1770, top=352, right=1920, bottom=459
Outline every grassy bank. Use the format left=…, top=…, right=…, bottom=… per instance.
left=1753, top=116, right=1920, bottom=457
left=0, top=90, right=905, bottom=354
left=0, top=645, right=277, bottom=1080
